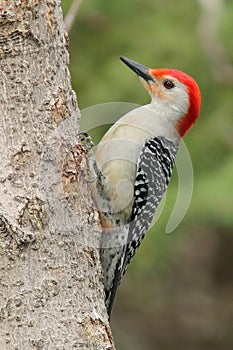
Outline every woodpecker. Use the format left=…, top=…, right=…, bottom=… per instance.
left=80, top=56, right=201, bottom=317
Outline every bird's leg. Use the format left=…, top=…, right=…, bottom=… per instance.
left=78, top=132, right=104, bottom=184
left=78, top=132, right=114, bottom=228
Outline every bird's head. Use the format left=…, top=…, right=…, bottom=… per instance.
left=120, top=56, right=201, bottom=138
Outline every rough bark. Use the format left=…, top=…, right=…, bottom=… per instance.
left=0, top=1, right=114, bottom=349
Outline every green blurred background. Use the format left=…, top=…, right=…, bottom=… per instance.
left=62, top=1, right=233, bottom=349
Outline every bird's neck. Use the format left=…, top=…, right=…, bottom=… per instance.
left=144, top=103, right=181, bottom=144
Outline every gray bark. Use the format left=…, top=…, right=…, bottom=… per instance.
left=0, top=1, right=114, bottom=349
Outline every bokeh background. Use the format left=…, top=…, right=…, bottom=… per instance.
left=62, top=1, right=233, bottom=349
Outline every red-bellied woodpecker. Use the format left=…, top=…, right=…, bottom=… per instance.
left=80, top=56, right=201, bottom=317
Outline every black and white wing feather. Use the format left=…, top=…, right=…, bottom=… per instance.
left=122, top=136, right=178, bottom=275
left=103, top=136, right=178, bottom=316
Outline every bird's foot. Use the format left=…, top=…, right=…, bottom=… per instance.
left=78, top=131, right=104, bottom=184
left=78, top=131, right=95, bottom=151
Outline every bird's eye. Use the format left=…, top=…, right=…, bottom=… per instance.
left=163, top=80, right=175, bottom=90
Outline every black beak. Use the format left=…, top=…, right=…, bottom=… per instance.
left=120, top=56, right=154, bottom=82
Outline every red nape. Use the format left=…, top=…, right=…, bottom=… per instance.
left=150, top=68, right=201, bottom=137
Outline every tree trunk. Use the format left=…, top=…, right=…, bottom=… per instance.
left=0, top=1, right=114, bottom=349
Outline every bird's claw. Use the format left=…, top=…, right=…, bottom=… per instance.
left=78, top=131, right=95, bottom=150
left=78, top=131, right=97, bottom=183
